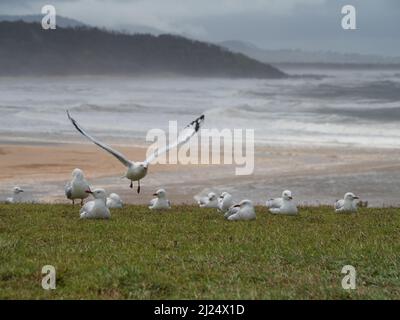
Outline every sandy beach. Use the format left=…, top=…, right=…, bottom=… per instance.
left=1, top=142, right=400, bottom=207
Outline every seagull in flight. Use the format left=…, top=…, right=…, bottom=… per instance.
left=67, top=111, right=204, bottom=193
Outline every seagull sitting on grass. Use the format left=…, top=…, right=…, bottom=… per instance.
left=266, top=190, right=295, bottom=209
left=335, top=192, right=359, bottom=213
left=149, top=189, right=171, bottom=210
left=106, top=193, right=124, bottom=209
left=224, top=203, right=239, bottom=219
left=5, top=187, right=24, bottom=204
left=67, top=111, right=204, bottom=194
left=218, top=192, right=234, bottom=213
left=226, top=200, right=256, bottom=221
left=65, top=168, right=91, bottom=205
left=268, top=190, right=298, bottom=215
left=80, top=189, right=111, bottom=219
left=196, top=192, right=219, bottom=208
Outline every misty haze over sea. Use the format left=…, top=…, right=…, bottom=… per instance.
left=1, top=67, right=400, bottom=149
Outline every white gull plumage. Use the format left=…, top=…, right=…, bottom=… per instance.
left=80, top=188, right=111, bottom=219
left=266, top=190, right=295, bottom=209
left=196, top=192, right=219, bottom=208
left=268, top=190, right=298, bottom=215
left=265, top=197, right=283, bottom=209
left=224, top=204, right=239, bottom=219
left=149, top=188, right=171, bottom=210
left=335, top=192, right=359, bottom=212
left=5, top=187, right=24, bottom=204
left=226, top=199, right=256, bottom=221
left=218, top=192, right=234, bottom=213
left=65, top=168, right=91, bottom=205
left=106, top=193, right=124, bottom=209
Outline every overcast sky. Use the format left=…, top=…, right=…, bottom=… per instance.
left=1, top=0, right=399, bottom=56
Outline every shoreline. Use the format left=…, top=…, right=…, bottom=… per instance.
left=1, top=142, right=400, bottom=207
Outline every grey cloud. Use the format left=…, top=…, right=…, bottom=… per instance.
left=0, top=0, right=398, bottom=55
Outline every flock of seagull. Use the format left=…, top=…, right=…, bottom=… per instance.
left=3, top=111, right=362, bottom=220
left=4, top=176, right=361, bottom=220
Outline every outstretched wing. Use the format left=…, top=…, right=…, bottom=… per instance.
left=67, top=111, right=132, bottom=168
left=144, top=114, right=205, bottom=166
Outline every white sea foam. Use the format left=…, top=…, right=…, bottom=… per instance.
left=0, top=69, right=400, bottom=148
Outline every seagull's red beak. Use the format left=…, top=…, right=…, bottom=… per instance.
left=86, top=189, right=93, bottom=194
left=153, top=193, right=158, bottom=196
left=233, top=204, right=240, bottom=208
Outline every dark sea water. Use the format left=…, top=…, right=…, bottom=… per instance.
left=0, top=68, right=399, bottom=148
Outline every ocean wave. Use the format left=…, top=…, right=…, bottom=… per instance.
left=0, top=105, right=27, bottom=113
left=67, top=102, right=197, bottom=116
left=3, top=72, right=400, bottom=149
left=301, top=80, right=400, bottom=102
left=313, top=105, right=400, bottom=122
left=69, top=103, right=157, bottom=113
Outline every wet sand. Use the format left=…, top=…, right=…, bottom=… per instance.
left=1, top=142, right=400, bottom=207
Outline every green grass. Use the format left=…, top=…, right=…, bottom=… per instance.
left=0, top=204, right=399, bottom=299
